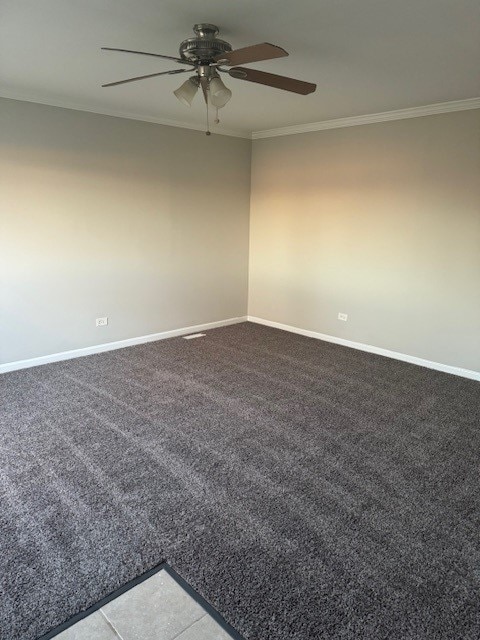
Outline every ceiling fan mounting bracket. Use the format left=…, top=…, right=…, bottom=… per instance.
left=192, top=23, right=219, bottom=38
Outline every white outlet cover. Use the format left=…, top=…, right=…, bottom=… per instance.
left=96, top=317, right=108, bottom=327
left=338, top=313, right=348, bottom=321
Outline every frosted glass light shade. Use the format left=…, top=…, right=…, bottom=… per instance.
left=209, top=76, right=232, bottom=108
left=174, top=78, right=199, bottom=107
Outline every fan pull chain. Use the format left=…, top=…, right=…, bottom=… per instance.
left=214, top=107, right=220, bottom=125
left=205, top=97, right=211, bottom=136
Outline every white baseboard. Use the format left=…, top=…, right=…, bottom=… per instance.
left=247, top=316, right=480, bottom=382
left=3, top=314, right=478, bottom=382
left=0, top=316, right=247, bottom=374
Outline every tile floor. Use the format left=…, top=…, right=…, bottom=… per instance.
left=54, top=569, right=235, bottom=640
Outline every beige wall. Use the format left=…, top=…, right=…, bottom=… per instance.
left=249, top=110, right=480, bottom=372
left=2, top=100, right=479, bottom=373
left=0, top=99, right=251, bottom=364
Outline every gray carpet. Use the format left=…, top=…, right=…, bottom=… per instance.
left=1, top=322, right=480, bottom=640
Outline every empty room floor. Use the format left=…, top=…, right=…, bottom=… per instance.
left=1, top=322, right=479, bottom=640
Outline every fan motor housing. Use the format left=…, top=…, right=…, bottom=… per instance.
left=179, top=23, right=232, bottom=63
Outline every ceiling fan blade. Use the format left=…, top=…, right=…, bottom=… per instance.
left=228, top=67, right=316, bottom=95
left=101, top=47, right=195, bottom=66
left=102, top=68, right=190, bottom=88
left=215, top=43, right=287, bottom=66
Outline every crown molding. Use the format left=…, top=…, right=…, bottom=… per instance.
left=2, top=92, right=479, bottom=141
left=0, top=91, right=250, bottom=139
left=252, top=97, right=480, bottom=139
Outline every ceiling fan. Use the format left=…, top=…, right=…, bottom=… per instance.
left=102, top=24, right=317, bottom=134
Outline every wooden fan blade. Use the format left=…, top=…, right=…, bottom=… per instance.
left=228, top=67, right=316, bottom=95
left=215, top=43, right=288, bottom=66
left=101, top=47, right=195, bottom=65
left=102, top=68, right=190, bottom=87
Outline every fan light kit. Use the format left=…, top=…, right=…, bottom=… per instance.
left=102, top=24, right=316, bottom=135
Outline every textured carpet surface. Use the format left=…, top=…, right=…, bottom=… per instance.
left=1, top=322, right=480, bottom=640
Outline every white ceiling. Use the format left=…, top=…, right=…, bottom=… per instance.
left=1, top=0, right=479, bottom=137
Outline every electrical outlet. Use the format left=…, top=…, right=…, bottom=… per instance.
left=338, top=313, right=348, bottom=322
left=96, top=317, right=108, bottom=327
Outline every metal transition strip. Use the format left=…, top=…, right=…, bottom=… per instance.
left=37, top=561, right=245, bottom=640
left=163, top=564, right=245, bottom=640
